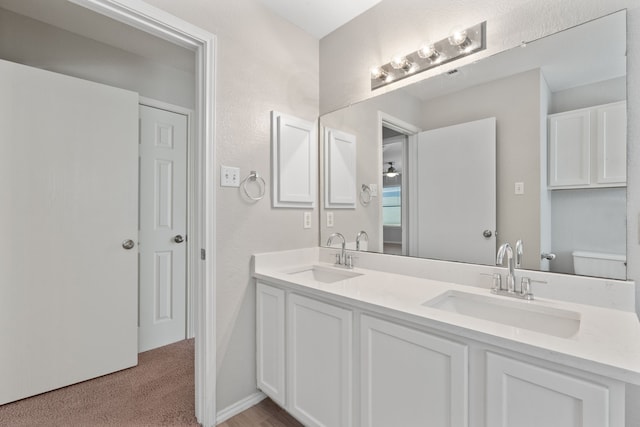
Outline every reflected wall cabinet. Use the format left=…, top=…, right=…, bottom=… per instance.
left=324, top=127, right=357, bottom=209
left=548, top=101, right=626, bottom=189
left=271, top=111, right=317, bottom=208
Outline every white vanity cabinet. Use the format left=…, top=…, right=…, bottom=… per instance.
left=360, top=315, right=468, bottom=427
left=256, top=283, right=286, bottom=406
left=287, top=294, right=353, bottom=427
left=548, top=101, right=626, bottom=188
left=485, top=352, right=624, bottom=427
left=256, top=280, right=628, bottom=427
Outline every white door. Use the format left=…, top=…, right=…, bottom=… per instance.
left=0, top=59, right=139, bottom=405
left=411, top=117, right=496, bottom=265
left=138, top=104, right=188, bottom=352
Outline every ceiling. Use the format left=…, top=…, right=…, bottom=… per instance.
left=255, top=0, right=382, bottom=39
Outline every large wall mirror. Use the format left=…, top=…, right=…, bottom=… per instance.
left=320, top=11, right=627, bottom=280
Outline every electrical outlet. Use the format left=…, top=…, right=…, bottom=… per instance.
left=370, top=184, right=378, bottom=197
left=514, top=182, right=524, bottom=195
left=303, top=212, right=312, bottom=229
left=220, top=165, right=240, bottom=187
left=327, top=212, right=334, bottom=228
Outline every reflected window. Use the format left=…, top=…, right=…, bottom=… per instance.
left=383, top=186, right=401, bottom=226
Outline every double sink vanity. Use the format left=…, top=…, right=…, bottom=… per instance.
left=252, top=247, right=640, bottom=427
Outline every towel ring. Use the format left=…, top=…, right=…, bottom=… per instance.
left=241, top=171, right=266, bottom=201
left=360, top=184, right=372, bottom=206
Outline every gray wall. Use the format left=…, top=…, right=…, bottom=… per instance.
left=551, top=188, right=626, bottom=274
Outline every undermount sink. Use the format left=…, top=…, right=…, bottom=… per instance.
left=423, top=290, right=581, bottom=338
left=287, top=265, right=363, bottom=284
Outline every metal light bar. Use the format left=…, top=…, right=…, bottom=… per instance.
left=370, top=21, right=486, bottom=90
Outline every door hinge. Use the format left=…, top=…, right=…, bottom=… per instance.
left=200, top=248, right=206, bottom=260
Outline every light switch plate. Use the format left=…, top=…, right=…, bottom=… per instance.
left=370, top=184, right=378, bottom=197
left=514, top=182, right=524, bottom=195
left=303, top=212, right=312, bottom=229
left=327, top=212, right=334, bottom=228
left=221, top=165, right=240, bottom=187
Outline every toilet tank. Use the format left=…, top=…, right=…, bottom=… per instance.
left=572, top=251, right=626, bottom=280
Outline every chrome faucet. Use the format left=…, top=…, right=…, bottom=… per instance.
left=327, top=232, right=347, bottom=266
left=356, top=230, right=369, bottom=251
left=515, top=239, right=524, bottom=268
left=493, top=241, right=535, bottom=300
left=496, top=243, right=516, bottom=293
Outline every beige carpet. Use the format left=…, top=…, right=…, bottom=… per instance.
left=0, top=339, right=198, bottom=427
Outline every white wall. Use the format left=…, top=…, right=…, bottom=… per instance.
left=0, top=7, right=195, bottom=109
left=2, top=0, right=319, bottom=412
left=319, top=0, right=640, bottom=316
left=140, top=0, right=319, bottom=410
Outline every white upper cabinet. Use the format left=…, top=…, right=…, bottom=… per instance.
left=271, top=111, right=317, bottom=208
left=548, top=101, right=626, bottom=189
left=597, top=102, right=627, bottom=184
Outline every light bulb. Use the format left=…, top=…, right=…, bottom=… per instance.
left=448, top=27, right=472, bottom=50
left=370, top=66, right=388, bottom=80
left=391, top=55, right=410, bottom=70
left=417, top=43, right=440, bottom=62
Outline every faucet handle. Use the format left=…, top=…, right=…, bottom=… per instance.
left=520, top=277, right=534, bottom=300
left=480, top=272, right=502, bottom=291
left=334, top=253, right=342, bottom=265
left=345, top=253, right=354, bottom=269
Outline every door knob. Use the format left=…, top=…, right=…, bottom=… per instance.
left=122, top=239, right=135, bottom=250
left=482, top=230, right=493, bottom=238
left=174, top=235, right=185, bottom=243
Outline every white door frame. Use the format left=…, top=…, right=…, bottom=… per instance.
left=378, top=112, right=421, bottom=256
left=69, top=1, right=217, bottom=425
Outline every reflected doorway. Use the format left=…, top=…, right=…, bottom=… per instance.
left=382, top=126, right=407, bottom=255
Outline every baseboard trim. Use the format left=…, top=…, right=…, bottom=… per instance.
left=216, top=391, right=267, bottom=424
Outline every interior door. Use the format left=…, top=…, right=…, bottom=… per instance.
left=0, top=59, right=139, bottom=405
left=138, top=104, right=188, bottom=352
left=412, top=117, right=496, bottom=265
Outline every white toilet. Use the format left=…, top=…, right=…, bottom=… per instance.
left=572, top=251, right=626, bottom=280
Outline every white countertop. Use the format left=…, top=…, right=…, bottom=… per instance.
left=253, top=248, right=640, bottom=386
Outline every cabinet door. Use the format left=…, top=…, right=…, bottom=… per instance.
left=256, top=283, right=286, bottom=406
left=597, top=102, right=626, bottom=185
left=486, top=352, right=618, bottom=427
left=360, top=315, right=468, bottom=427
left=548, top=110, right=591, bottom=187
left=288, top=294, right=352, bottom=427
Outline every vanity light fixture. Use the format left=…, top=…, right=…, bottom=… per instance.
left=371, top=21, right=486, bottom=90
